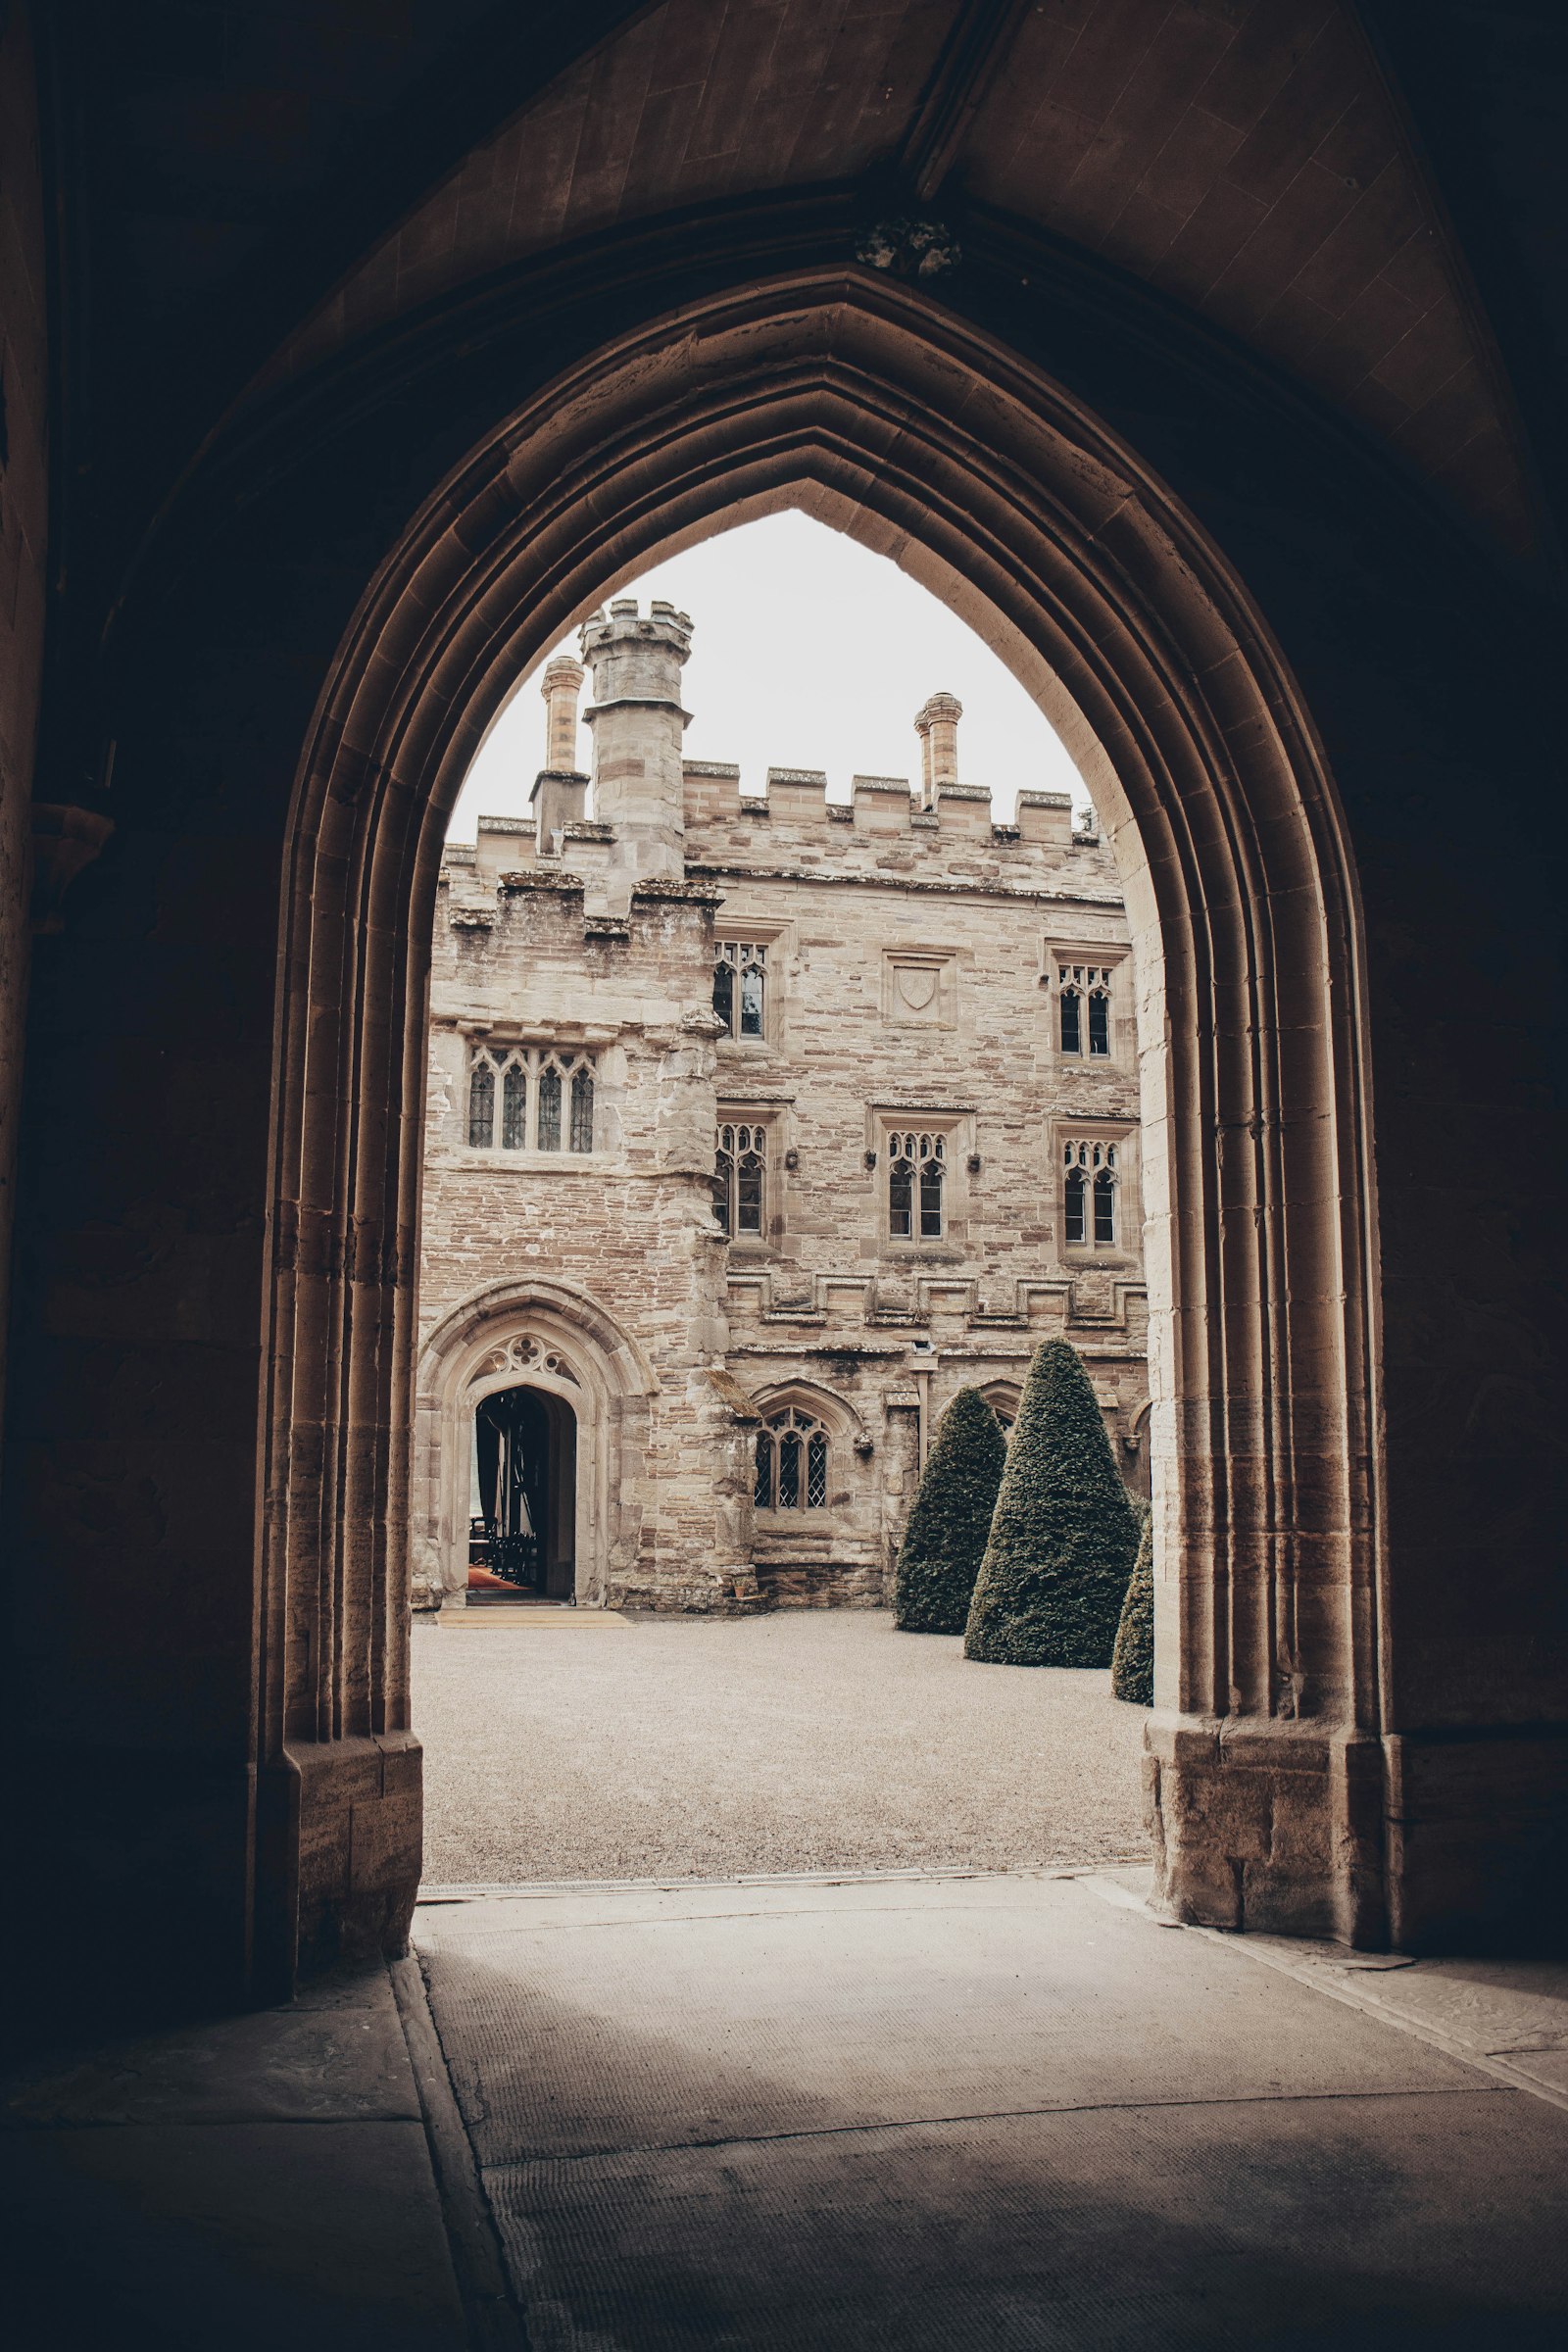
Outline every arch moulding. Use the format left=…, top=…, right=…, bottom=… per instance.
left=263, top=269, right=1385, bottom=1982
left=413, top=1277, right=659, bottom=1613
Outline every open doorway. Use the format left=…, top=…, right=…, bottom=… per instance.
left=469, top=1384, right=576, bottom=1603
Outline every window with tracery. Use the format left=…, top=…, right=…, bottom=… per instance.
left=754, top=1405, right=830, bottom=1512
left=466, top=1046, right=597, bottom=1153
left=714, top=1121, right=766, bottom=1237
left=1056, top=963, right=1114, bottom=1058
left=888, top=1130, right=945, bottom=1240
left=713, top=940, right=767, bottom=1039
left=1063, top=1138, right=1118, bottom=1248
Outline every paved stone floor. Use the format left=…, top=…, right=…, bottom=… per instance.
left=9, top=1623, right=1566, bottom=2346
left=414, top=1608, right=1150, bottom=1885
left=416, top=1868, right=1568, bottom=2349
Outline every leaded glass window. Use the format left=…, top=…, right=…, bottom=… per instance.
left=1063, top=1138, right=1119, bottom=1250
left=1064, top=1165, right=1087, bottom=1245
left=467, top=1060, right=495, bottom=1148
left=569, top=1065, right=594, bottom=1153
left=714, top=940, right=767, bottom=1039
left=1056, top=962, right=1114, bottom=1058
left=755, top=1406, right=831, bottom=1514
left=502, top=1062, right=527, bottom=1150
left=887, top=1130, right=945, bottom=1240
left=715, top=1122, right=766, bottom=1238
left=1094, top=1166, right=1116, bottom=1245
left=466, top=1045, right=598, bottom=1153
left=536, top=1065, right=562, bottom=1152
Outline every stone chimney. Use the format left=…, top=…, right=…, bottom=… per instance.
left=529, top=655, right=589, bottom=852
left=914, top=692, right=962, bottom=808
left=579, top=598, right=693, bottom=902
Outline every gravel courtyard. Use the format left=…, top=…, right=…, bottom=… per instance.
left=414, top=1608, right=1150, bottom=1886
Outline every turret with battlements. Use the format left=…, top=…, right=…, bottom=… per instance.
left=579, top=598, right=693, bottom=905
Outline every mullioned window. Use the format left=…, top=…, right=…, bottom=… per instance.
left=466, top=1047, right=595, bottom=1153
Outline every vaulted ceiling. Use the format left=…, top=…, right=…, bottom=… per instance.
left=39, top=0, right=1568, bottom=666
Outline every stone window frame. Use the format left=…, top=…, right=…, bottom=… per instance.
left=713, top=1101, right=788, bottom=1253
left=881, top=944, right=958, bottom=1029
left=749, top=1382, right=863, bottom=1523
left=1046, top=942, right=1129, bottom=1068
left=1054, top=1116, right=1140, bottom=1266
left=711, top=915, right=792, bottom=1053
left=753, top=1402, right=832, bottom=1515
left=870, top=1106, right=974, bottom=1257
left=465, top=1041, right=599, bottom=1157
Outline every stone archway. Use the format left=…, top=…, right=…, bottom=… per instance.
left=414, top=1279, right=658, bottom=1612
left=267, top=270, right=1384, bottom=1974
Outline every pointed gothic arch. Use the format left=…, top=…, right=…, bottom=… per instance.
left=414, top=1278, right=659, bottom=1613
left=265, top=270, right=1384, bottom=1975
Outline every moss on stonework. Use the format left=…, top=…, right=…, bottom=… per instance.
left=893, top=1387, right=1008, bottom=1634
left=963, top=1338, right=1141, bottom=1668
left=1111, top=1507, right=1154, bottom=1704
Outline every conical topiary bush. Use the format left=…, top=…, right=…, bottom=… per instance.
left=893, top=1387, right=1008, bottom=1634
left=963, top=1338, right=1141, bottom=1666
left=1111, top=1507, right=1154, bottom=1703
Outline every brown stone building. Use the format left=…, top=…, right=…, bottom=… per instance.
left=419, top=602, right=1149, bottom=1612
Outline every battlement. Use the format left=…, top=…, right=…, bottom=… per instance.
left=444, top=613, right=1109, bottom=902
left=678, top=760, right=1102, bottom=887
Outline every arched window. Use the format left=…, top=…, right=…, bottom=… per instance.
left=1063, top=1138, right=1119, bottom=1250
left=1056, top=962, right=1114, bottom=1058
left=467, top=1058, right=495, bottom=1147
left=979, top=1385, right=1019, bottom=1436
left=466, top=1044, right=598, bottom=1152
left=888, top=1130, right=944, bottom=1240
left=755, top=1405, right=831, bottom=1513
left=537, top=1064, right=563, bottom=1151
left=1094, top=1165, right=1117, bottom=1245
left=1064, top=1163, right=1087, bottom=1245
left=501, top=1061, right=527, bottom=1150
left=715, top=1122, right=765, bottom=1237
left=714, top=940, right=767, bottom=1039
left=569, top=1064, right=595, bottom=1152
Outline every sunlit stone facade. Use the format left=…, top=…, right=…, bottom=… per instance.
left=417, top=601, right=1148, bottom=1611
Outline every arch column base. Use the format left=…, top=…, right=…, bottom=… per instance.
left=259, top=1736, right=423, bottom=1994
left=1145, top=1715, right=1389, bottom=1949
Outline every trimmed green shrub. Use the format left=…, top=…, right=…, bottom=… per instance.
left=963, top=1338, right=1141, bottom=1667
left=1111, top=1507, right=1154, bottom=1704
left=893, top=1387, right=1007, bottom=1633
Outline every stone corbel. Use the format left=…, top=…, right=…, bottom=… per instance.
left=30, top=804, right=115, bottom=935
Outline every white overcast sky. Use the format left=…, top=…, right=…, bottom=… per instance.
left=447, top=511, right=1090, bottom=839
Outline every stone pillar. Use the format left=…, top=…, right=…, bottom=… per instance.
left=580, top=599, right=692, bottom=904
left=914, top=691, right=962, bottom=808
left=530, top=657, right=589, bottom=852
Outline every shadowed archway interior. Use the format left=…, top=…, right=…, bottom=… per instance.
left=268, top=273, right=1385, bottom=1984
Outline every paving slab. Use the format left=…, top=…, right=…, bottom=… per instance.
left=3, top=1962, right=468, bottom=2350
left=416, top=1871, right=1568, bottom=2346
